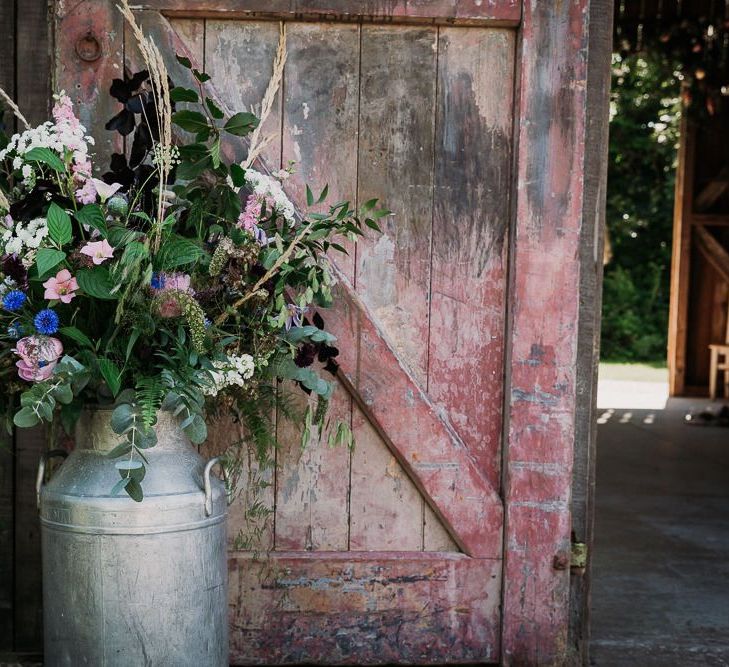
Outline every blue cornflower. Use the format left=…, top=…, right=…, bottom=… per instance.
left=150, top=272, right=166, bottom=290
left=7, top=322, right=24, bottom=339
left=2, top=289, right=27, bottom=311
left=34, top=309, right=60, bottom=335
left=203, top=318, right=212, bottom=329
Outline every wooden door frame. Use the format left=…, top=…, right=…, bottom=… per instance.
left=48, top=0, right=610, bottom=664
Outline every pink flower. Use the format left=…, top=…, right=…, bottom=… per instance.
left=157, top=296, right=183, bottom=319
left=80, top=239, right=114, bottom=265
left=90, top=179, right=122, bottom=202
left=13, top=335, right=63, bottom=382
left=43, top=269, right=78, bottom=303
left=75, top=179, right=96, bottom=205
left=164, top=273, right=191, bottom=292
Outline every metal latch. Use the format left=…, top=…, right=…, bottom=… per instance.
left=571, top=542, right=588, bottom=569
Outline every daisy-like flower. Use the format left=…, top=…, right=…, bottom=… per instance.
left=34, top=308, right=60, bottom=335
left=43, top=268, right=79, bottom=303
left=80, top=239, right=114, bottom=265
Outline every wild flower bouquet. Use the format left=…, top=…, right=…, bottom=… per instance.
left=0, top=11, right=385, bottom=501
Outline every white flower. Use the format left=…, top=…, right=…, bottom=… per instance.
left=202, top=354, right=256, bottom=396
left=244, top=169, right=297, bottom=224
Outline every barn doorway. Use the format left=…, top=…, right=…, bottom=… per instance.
left=592, top=3, right=729, bottom=664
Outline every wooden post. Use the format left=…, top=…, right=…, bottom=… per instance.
left=668, top=112, right=696, bottom=396
left=502, top=1, right=603, bottom=664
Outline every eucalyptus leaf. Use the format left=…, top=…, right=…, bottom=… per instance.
left=13, top=406, right=39, bottom=428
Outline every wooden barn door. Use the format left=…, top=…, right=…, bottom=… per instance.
left=54, top=1, right=607, bottom=664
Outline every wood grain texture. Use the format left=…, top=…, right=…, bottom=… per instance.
left=0, top=0, right=15, bottom=134
left=429, top=26, right=514, bottom=491
left=356, top=25, right=436, bottom=384
left=15, top=0, right=50, bottom=127
left=668, top=116, right=695, bottom=396
left=128, top=0, right=521, bottom=25
left=228, top=551, right=501, bottom=665
left=501, top=1, right=591, bottom=664
left=569, top=0, right=612, bottom=660
left=13, top=427, right=45, bottom=651
left=54, top=0, right=124, bottom=172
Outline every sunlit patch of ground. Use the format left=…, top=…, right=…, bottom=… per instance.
left=597, top=362, right=669, bottom=410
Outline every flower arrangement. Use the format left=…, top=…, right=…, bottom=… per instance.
left=0, top=8, right=386, bottom=501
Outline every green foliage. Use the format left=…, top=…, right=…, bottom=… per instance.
left=602, top=51, right=681, bottom=362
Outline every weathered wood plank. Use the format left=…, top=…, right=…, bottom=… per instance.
left=429, top=26, right=514, bottom=491
left=501, top=1, right=591, bottom=664
left=275, top=22, right=361, bottom=551
left=329, top=283, right=503, bottom=558
left=127, top=0, right=521, bottom=25
left=228, top=551, right=501, bottom=665
left=206, top=19, right=282, bottom=171
left=349, top=410, right=424, bottom=551
left=275, top=383, right=352, bottom=551
left=569, top=0, right=613, bottom=659
left=0, top=0, right=15, bottom=134
left=16, top=0, right=50, bottom=127
left=356, top=25, right=436, bottom=384
left=13, top=427, right=45, bottom=651
left=54, top=0, right=124, bottom=173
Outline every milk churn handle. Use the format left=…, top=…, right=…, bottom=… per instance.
left=36, top=449, right=69, bottom=510
left=203, top=457, right=228, bottom=516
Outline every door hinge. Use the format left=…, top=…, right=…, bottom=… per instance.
left=571, top=542, right=588, bottom=569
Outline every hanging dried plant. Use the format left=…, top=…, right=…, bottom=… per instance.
left=0, top=86, right=30, bottom=130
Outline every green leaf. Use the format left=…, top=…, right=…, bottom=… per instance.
left=111, top=476, right=132, bottom=495
left=317, top=184, right=329, bottom=204
left=170, top=86, right=198, bottom=103
left=59, top=326, right=94, bottom=349
left=229, top=163, right=246, bottom=188
left=125, top=478, right=144, bottom=502
left=125, top=329, right=141, bottom=362
left=98, top=358, right=122, bottom=397
left=192, top=69, right=211, bottom=83
left=157, top=237, right=205, bottom=270
left=13, top=406, right=39, bottom=428
left=75, top=204, right=108, bottom=237
left=306, top=185, right=315, bottom=207
left=175, top=54, right=192, bottom=69
left=183, top=414, right=207, bottom=444
left=47, top=202, right=72, bottom=246
left=35, top=248, right=66, bottom=279
left=76, top=267, right=117, bottom=300
left=176, top=155, right=212, bottom=180
left=52, top=383, right=74, bottom=405
left=223, top=112, right=258, bottom=137
left=172, top=110, right=210, bottom=134
left=110, top=403, right=135, bottom=434
left=365, top=218, right=382, bottom=232
left=106, top=441, right=133, bottom=459
left=205, top=97, right=224, bottom=120
left=23, top=147, right=65, bottom=172
left=209, top=137, right=221, bottom=169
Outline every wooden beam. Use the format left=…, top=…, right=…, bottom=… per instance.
left=667, top=115, right=696, bottom=396
left=694, top=166, right=729, bottom=213
left=691, top=213, right=729, bottom=227
left=501, top=1, right=592, bottom=663
left=569, top=0, right=613, bottom=661
left=694, top=224, right=729, bottom=286
left=228, top=551, right=501, bottom=665
left=129, top=0, right=521, bottom=26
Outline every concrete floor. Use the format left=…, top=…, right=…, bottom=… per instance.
left=591, top=397, right=729, bottom=666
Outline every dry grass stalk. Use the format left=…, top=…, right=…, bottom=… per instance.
left=117, top=0, right=173, bottom=245
left=0, top=188, right=10, bottom=213
left=0, top=87, right=30, bottom=130
left=243, top=22, right=286, bottom=170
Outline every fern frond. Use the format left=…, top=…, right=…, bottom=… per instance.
left=135, top=376, right=166, bottom=428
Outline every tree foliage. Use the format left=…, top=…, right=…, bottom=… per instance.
left=601, top=51, right=682, bottom=362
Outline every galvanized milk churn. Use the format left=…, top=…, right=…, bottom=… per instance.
left=37, top=409, right=228, bottom=666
